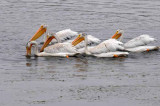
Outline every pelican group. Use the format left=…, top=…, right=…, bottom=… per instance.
left=26, top=25, right=159, bottom=58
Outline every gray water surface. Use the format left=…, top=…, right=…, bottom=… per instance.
left=0, top=0, right=160, bottom=106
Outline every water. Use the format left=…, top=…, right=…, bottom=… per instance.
left=0, top=0, right=160, bottom=106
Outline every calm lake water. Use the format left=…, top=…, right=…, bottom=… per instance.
left=0, top=0, right=160, bottom=106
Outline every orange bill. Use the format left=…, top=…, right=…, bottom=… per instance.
left=111, top=31, right=122, bottom=39
left=40, top=36, right=55, bottom=52
left=29, top=25, right=47, bottom=41
left=72, top=35, right=85, bottom=46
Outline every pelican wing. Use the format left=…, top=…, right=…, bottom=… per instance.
left=124, top=34, right=155, bottom=48
left=49, top=29, right=78, bottom=44
left=87, top=35, right=101, bottom=45
left=44, top=43, right=77, bottom=53
left=89, top=39, right=124, bottom=54
left=56, top=29, right=78, bottom=42
left=75, top=35, right=101, bottom=49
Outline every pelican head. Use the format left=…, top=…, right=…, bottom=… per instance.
left=111, top=29, right=124, bottom=39
left=29, top=24, right=47, bottom=41
left=72, top=33, right=87, bottom=46
left=40, top=32, right=56, bottom=52
left=26, top=41, right=38, bottom=57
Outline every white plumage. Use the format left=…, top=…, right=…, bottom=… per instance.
left=47, top=29, right=78, bottom=44
left=56, top=29, right=78, bottom=42
left=123, top=34, right=158, bottom=52
left=89, top=39, right=124, bottom=54
left=124, top=34, right=156, bottom=48
left=44, top=43, right=77, bottom=54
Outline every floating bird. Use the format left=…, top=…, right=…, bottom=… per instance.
left=26, top=39, right=79, bottom=57
left=71, top=30, right=123, bottom=54
left=114, top=30, right=159, bottom=52
left=26, top=32, right=82, bottom=57
left=72, top=33, right=129, bottom=57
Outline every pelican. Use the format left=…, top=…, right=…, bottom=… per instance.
left=67, top=30, right=122, bottom=54
left=114, top=29, right=159, bottom=52
left=26, top=33, right=81, bottom=57
left=71, top=33, right=129, bottom=57
left=26, top=41, right=79, bottom=57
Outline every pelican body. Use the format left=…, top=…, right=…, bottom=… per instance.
left=124, top=34, right=159, bottom=52
left=26, top=41, right=79, bottom=57
left=72, top=33, right=129, bottom=58
left=114, top=30, right=159, bottom=52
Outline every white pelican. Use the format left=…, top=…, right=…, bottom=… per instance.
left=66, top=30, right=122, bottom=54
left=26, top=33, right=81, bottom=57
left=26, top=40, right=79, bottom=57
left=71, top=33, right=129, bottom=57
left=114, top=30, right=159, bottom=52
